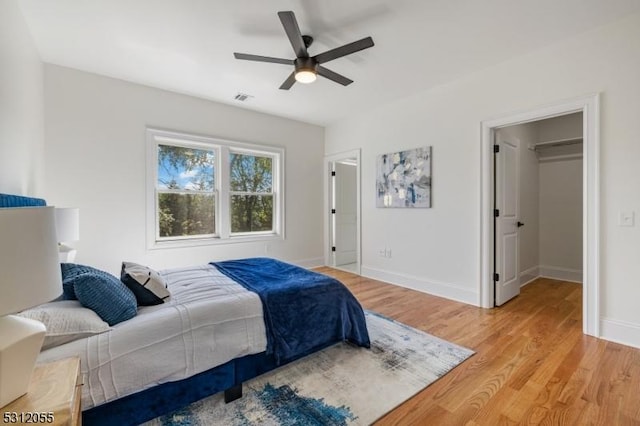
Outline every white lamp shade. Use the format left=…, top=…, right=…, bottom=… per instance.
left=0, top=207, right=63, bottom=316
left=55, top=207, right=80, bottom=243
left=294, top=70, right=317, bottom=84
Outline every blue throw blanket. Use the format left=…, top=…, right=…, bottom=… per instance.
left=211, top=258, right=370, bottom=364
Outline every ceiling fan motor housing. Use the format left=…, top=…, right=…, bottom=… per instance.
left=294, top=57, right=318, bottom=74
left=302, top=35, right=314, bottom=48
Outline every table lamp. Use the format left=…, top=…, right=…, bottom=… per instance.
left=0, top=207, right=62, bottom=407
left=55, top=207, right=80, bottom=262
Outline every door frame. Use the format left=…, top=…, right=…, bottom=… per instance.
left=480, top=93, right=600, bottom=336
left=324, top=149, right=361, bottom=274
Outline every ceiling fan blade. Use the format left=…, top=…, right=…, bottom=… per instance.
left=279, top=71, right=297, bottom=90
left=234, top=53, right=292, bottom=65
left=317, top=66, right=353, bottom=86
left=313, top=37, right=374, bottom=64
left=278, top=11, right=308, bottom=58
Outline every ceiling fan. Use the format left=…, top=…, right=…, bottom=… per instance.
left=234, top=11, right=374, bottom=90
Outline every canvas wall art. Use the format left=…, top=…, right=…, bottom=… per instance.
left=376, top=146, right=431, bottom=208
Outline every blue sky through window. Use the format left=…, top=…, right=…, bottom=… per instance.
left=157, top=145, right=215, bottom=191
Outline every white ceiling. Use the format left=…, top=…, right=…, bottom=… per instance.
left=18, top=0, right=640, bottom=126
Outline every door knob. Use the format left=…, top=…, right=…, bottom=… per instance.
left=517, top=221, right=525, bottom=227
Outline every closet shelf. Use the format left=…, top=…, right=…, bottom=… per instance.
left=528, top=137, right=582, bottom=151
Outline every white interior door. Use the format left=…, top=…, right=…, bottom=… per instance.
left=334, top=161, right=357, bottom=266
left=495, top=132, right=520, bottom=306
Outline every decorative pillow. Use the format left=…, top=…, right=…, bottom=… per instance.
left=120, top=262, right=170, bottom=306
left=73, top=272, right=137, bottom=326
left=60, top=263, right=111, bottom=300
left=17, top=300, right=110, bottom=350
left=0, top=193, right=46, bottom=207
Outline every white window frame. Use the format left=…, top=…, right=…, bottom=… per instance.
left=228, top=147, right=279, bottom=237
left=146, top=128, right=285, bottom=249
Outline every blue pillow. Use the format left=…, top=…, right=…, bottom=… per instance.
left=0, top=193, right=46, bottom=207
left=60, top=263, right=107, bottom=299
left=73, top=272, right=137, bottom=326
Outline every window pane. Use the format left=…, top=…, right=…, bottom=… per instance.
left=158, top=144, right=215, bottom=191
left=158, top=193, right=215, bottom=237
left=231, top=195, right=273, bottom=233
left=229, top=153, right=272, bottom=193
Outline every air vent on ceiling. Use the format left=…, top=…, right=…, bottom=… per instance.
left=234, top=93, right=253, bottom=102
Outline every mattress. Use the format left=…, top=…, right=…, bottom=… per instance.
left=37, top=264, right=267, bottom=410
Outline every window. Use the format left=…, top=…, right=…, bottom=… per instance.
left=157, top=144, right=217, bottom=239
left=230, top=151, right=274, bottom=234
left=147, top=129, right=284, bottom=248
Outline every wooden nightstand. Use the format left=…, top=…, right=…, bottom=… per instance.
left=1, top=357, right=82, bottom=425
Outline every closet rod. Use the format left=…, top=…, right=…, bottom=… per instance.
left=528, top=137, right=583, bottom=151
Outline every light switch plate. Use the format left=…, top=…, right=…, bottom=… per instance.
left=619, top=211, right=635, bottom=227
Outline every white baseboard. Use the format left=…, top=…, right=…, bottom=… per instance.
left=517, top=265, right=582, bottom=285
left=539, top=265, right=582, bottom=283
left=294, top=257, right=325, bottom=269
left=519, top=266, right=539, bottom=287
left=360, top=266, right=478, bottom=306
left=600, top=317, right=640, bottom=349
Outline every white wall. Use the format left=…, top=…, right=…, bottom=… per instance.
left=0, top=0, right=44, bottom=196
left=539, top=159, right=583, bottom=277
left=326, top=13, right=640, bottom=347
left=538, top=112, right=583, bottom=142
left=43, top=65, right=325, bottom=274
left=496, top=123, right=540, bottom=286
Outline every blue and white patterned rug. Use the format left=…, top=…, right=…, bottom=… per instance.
left=146, top=312, right=474, bottom=426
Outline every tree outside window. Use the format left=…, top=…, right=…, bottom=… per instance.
left=157, top=144, right=216, bottom=238
left=230, top=152, right=274, bottom=233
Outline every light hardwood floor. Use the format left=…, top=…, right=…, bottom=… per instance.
left=316, top=267, right=640, bottom=425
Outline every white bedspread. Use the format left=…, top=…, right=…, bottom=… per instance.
left=37, top=264, right=267, bottom=410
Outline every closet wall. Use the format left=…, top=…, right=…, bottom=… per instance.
left=537, top=113, right=583, bottom=283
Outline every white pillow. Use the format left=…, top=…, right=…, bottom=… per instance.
left=18, top=300, right=111, bottom=350
left=120, top=261, right=170, bottom=306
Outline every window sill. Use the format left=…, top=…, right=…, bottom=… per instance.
left=148, top=233, right=283, bottom=250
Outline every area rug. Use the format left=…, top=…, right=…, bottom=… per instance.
left=146, top=311, right=474, bottom=426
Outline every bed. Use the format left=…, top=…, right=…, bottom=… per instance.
left=2, top=191, right=369, bottom=426
left=35, top=259, right=369, bottom=425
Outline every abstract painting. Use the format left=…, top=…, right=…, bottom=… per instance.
left=376, top=146, right=432, bottom=208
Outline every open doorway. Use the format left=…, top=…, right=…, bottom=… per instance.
left=494, top=113, right=583, bottom=306
left=480, top=94, right=600, bottom=337
left=324, top=150, right=361, bottom=275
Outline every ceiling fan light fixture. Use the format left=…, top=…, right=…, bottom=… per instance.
left=294, top=69, right=317, bottom=84
left=294, top=57, right=318, bottom=84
